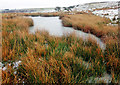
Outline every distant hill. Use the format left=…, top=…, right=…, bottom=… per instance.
left=0, top=1, right=119, bottom=13
left=0, top=8, right=55, bottom=13
left=61, top=1, right=119, bottom=12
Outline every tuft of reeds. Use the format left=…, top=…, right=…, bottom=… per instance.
left=2, top=13, right=120, bottom=83
left=61, top=14, right=118, bottom=38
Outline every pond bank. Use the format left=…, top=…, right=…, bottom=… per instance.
left=29, top=16, right=106, bottom=50
left=2, top=13, right=119, bottom=83
left=60, top=14, right=118, bottom=40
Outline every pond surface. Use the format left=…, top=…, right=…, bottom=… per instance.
left=29, top=16, right=106, bottom=50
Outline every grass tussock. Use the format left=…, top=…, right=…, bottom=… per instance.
left=2, top=13, right=120, bottom=83
left=93, top=7, right=118, bottom=11
left=61, top=14, right=118, bottom=38
left=23, top=12, right=60, bottom=17
left=2, top=12, right=60, bottom=19
left=2, top=17, right=33, bottom=62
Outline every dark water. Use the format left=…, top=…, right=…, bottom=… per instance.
left=29, top=16, right=106, bottom=50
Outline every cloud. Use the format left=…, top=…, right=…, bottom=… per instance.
left=0, top=0, right=118, bottom=9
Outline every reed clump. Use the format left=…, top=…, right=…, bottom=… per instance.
left=2, top=13, right=120, bottom=83
left=61, top=14, right=118, bottom=38
left=23, top=12, right=60, bottom=17
left=2, top=12, right=60, bottom=19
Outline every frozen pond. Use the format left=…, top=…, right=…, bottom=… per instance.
left=29, top=16, right=106, bottom=50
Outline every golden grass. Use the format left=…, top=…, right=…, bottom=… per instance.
left=2, top=12, right=61, bottom=21
left=2, top=17, right=33, bottom=62
left=93, top=7, right=118, bottom=11
left=61, top=14, right=119, bottom=81
left=0, top=13, right=1, bottom=82
left=2, top=13, right=120, bottom=83
left=61, top=14, right=118, bottom=38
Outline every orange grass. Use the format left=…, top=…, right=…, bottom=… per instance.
left=61, top=14, right=118, bottom=38
left=2, top=12, right=60, bottom=19
left=2, top=13, right=120, bottom=83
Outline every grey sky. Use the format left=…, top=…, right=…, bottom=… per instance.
left=0, top=0, right=118, bottom=9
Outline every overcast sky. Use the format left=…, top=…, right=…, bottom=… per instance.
left=0, top=0, right=118, bottom=9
